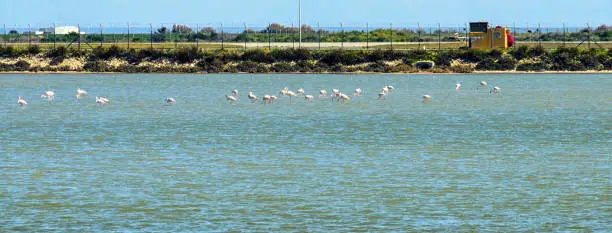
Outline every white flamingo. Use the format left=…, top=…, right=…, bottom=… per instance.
left=41, top=91, right=55, bottom=101
left=248, top=92, right=258, bottom=103
left=232, top=89, right=239, bottom=97
left=262, top=95, right=271, bottom=104
left=478, top=81, right=488, bottom=90
left=304, top=95, right=314, bottom=103
left=286, top=90, right=297, bottom=103
left=319, top=89, right=328, bottom=98
left=164, top=97, right=176, bottom=104
left=269, top=95, right=278, bottom=103
left=96, top=97, right=110, bottom=105
left=423, top=95, right=432, bottom=103
left=76, top=88, right=87, bottom=98
left=339, top=93, right=350, bottom=103
left=297, top=88, right=305, bottom=96
left=279, top=87, right=289, bottom=97
left=378, top=91, right=386, bottom=100
left=491, top=86, right=501, bottom=94
left=386, top=85, right=394, bottom=92
left=456, top=83, right=462, bottom=91
left=226, top=94, right=237, bottom=103
left=382, top=86, right=390, bottom=94
left=354, top=88, right=362, bottom=96
left=17, top=96, right=28, bottom=105
left=331, top=89, right=341, bottom=101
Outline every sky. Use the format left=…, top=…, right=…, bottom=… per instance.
left=1, top=0, right=610, bottom=28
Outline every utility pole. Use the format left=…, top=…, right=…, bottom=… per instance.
left=417, top=22, right=421, bottom=50
left=268, top=22, right=271, bottom=50
left=3, top=24, right=6, bottom=46
left=221, top=23, right=224, bottom=50
left=78, top=24, right=81, bottom=50
left=244, top=23, right=248, bottom=50
left=53, top=23, right=56, bottom=49
left=390, top=23, right=393, bottom=50
left=127, top=23, right=130, bottom=49
left=28, top=24, right=31, bottom=46
left=438, top=23, right=441, bottom=51
left=150, top=24, right=153, bottom=49
left=563, top=22, right=566, bottom=47
left=317, top=22, right=321, bottom=50
left=341, top=22, right=344, bottom=49
left=100, top=24, right=103, bottom=47
left=196, top=24, right=199, bottom=48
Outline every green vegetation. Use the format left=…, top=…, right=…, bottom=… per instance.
left=0, top=44, right=610, bottom=73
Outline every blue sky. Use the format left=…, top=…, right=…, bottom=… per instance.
left=1, top=0, right=610, bottom=28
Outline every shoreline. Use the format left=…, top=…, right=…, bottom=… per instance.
left=1, top=70, right=611, bottom=75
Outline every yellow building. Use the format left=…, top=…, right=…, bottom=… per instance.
left=469, top=22, right=511, bottom=49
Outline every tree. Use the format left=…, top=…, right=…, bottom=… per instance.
left=172, top=24, right=193, bottom=34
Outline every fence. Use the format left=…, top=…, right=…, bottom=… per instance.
left=0, top=23, right=610, bottom=50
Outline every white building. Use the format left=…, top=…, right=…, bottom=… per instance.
left=54, top=26, right=85, bottom=35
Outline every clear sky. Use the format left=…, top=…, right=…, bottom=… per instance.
left=1, top=0, right=610, bottom=28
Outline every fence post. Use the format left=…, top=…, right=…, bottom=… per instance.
left=150, top=24, right=153, bottom=49
left=127, top=23, right=130, bottom=49
left=78, top=24, right=81, bottom=50
left=417, top=22, right=421, bottom=50
left=390, top=23, right=393, bottom=50
left=587, top=23, right=591, bottom=49
left=196, top=24, right=199, bottom=48
left=100, top=24, right=103, bottom=47
left=3, top=24, right=6, bottom=46
left=366, top=22, right=369, bottom=49
left=268, top=22, right=271, bottom=50
left=438, top=23, right=441, bottom=51
left=513, top=23, right=516, bottom=47
left=538, top=23, right=541, bottom=47
left=244, top=23, right=248, bottom=50
left=28, top=24, right=31, bottom=46
left=221, top=23, right=224, bottom=50
left=292, top=23, right=295, bottom=49
left=52, top=23, right=56, bottom=49
left=317, top=22, right=321, bottom=50
left=341, top=22, right=344, bottom=49
left=563, top=22, right=566, bottom=47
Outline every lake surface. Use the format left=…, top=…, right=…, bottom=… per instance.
left=1, top=73, right=610, bottom=232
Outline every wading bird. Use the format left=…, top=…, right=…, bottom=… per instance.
left=286, top=90, right=297, bottom=103
left=76, top=88, right=87, bottom=98
left=319, top=89, right=328, bottom=98
left=248, top=92, right=258, bottom=103
left=491, top=86, right=501, bottom=94
left=423, top=95, right=432, bottom=103
left=354, top=88, right=362, bottom=96
left=297, top=88, right=305, bottom=96
left=304, top=95, right=314, bottom=103
left=164, top=97, right=176, bottom=104
left=378, top=91, right=386, bottom=100
left=226, top=94, right=237, bottom=103
left=96, top=97, right=110, bottom=105
left=41, top=91, right=55, bottom=101
left=17, top=96, right=28, bottom=106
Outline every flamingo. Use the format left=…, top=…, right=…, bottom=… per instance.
left=279, top=87, right=289, bottom=97
left=164, top=97, right=176, bottom=104
left=456, top=83, right=462, bottom=91
left=262, top=95, right=271, bottom=104
left=423, top=95, right=432, bottom=103
left=354, top=88, right=362, bottom=96
left=382, top=86, right=390, bottom=94
left=286, top=91, right=297, bottom=103
left=226, top=94, right=237, bottom=103
left=339, top=93, right=350, bottom=103
left=297, top=88, right=305, bottom=96
left=76, top=88, right=87, bottom=98
left=491, top=87, right=501, bottom=94
left=386, top=85, right=394, bottom=92
left=96, top=97, right=110, bottom=105
left=232, top=89, right=239, bottom=97
left=41, top=91, right=55, bottom=101
left=248, top=92, right=258, bottom=103
left=478, top=81, right=488, bottom=90
left=378, top=91, right=386, bottom=100
left=331, top=89, right=341, bottom=101
left=17, top=96, right=28, bottom=105
left=319, top=89, right=328, bottom=98
left=269, top=95, right=278, bottom=103
left=304, top=95, right=314, bottom=103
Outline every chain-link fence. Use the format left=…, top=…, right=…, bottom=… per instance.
left=0, top=23, right=610, bottom=50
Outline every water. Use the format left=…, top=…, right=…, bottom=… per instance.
left=1, top=73, right=610, bottom=232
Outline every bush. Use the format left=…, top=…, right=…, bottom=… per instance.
left=448, top=64, right=473, bottom=73
left=173, top=46, right=201, bottom=63
left=320, top=49, right=364, bottom=65
left=270, top=48, right=311, bottom=61
left=498, top=54, right=518, bottom=70
left=330, top=64, right=346, bottom=72
left=83, top=61, right=111, bottom=72
left=272, top=62, right=296, bottom=72
left=475, top=58, right=501, bottom=70
left=46, top=46, right=68, bottom=58
left=196, top=58, right=225, bottom=73
left=0, top=46, right=25, bottom=57
left=242, top=49, right=272, bottom=63
left=27, top=45, right=41, bottom=55
left=604, top=59, right=612, bottom=70
left=14, top=60, right=31, bottom=71
left=414, top=61, right=435, bottom=69
left=385, top=63, right=414, bottom=73
left=516, top=58, right=549, bottom=71
left=237, top=61, right=269, bottom=73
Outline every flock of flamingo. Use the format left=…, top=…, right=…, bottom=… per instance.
left=15, top=81, right=501, bottom=106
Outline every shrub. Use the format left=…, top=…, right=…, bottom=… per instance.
left=46, top=46, right=68, bottom=58
left=270, top=48, right=312, bottom=61
left=604, top=59, right=612, bottom=70
left=448, top=64, right=473, bottom=73
left=511, top=45, right=530, bottom=60
left=83, top=61, right=111, bottom=72
left=516, top=58, right=549, bottom=71
left=27, top=45, right=41, bottom=55
left=237, top=61, right=269, bottom=73
left=242, top=49, right=272, bottom=63
left=498, top=54, right=518, bottom=70
left=330, top=64, right=346, bottom=72
left=14, top=60, right=31, bottom=71
left=173, top=46, right=201, bottom=63
left=272, top=62, right=296, bottom=72
left=385, top=63, right=414, bottom=73
left=320, top=49, right=364, bottom=65
left=0, top=46, right=25, bottom=57
left=475, top=58, right=501, bottom=70
left=414, top=61, right=435, bottom=70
